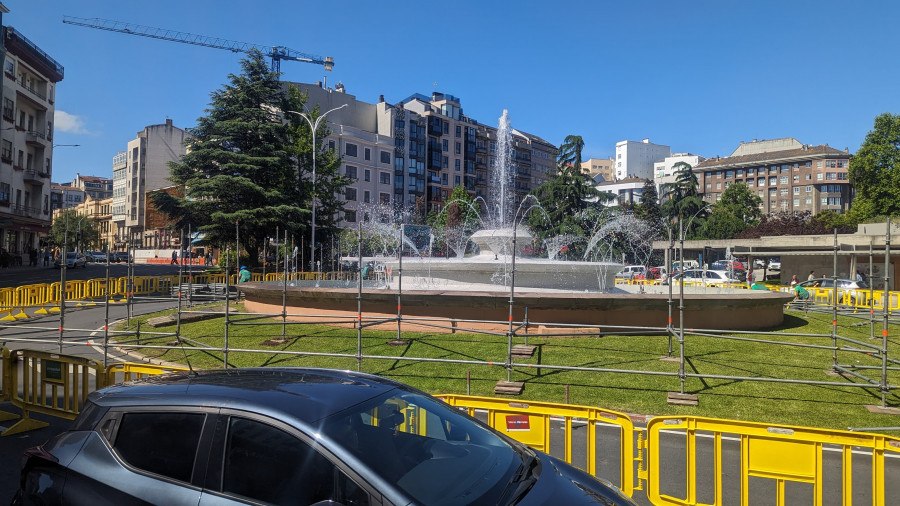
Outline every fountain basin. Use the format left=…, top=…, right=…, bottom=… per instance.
left=241, top=284, right=794, bottom=332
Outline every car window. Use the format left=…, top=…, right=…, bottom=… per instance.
left=222, top=417, right=369, bottom=505
left=113, top=411, right=205, bottom=483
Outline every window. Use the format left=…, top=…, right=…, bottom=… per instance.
left=363, top=190, right=370, bottom=203
left=2, top=98, right=12, bottom=119
left=825, top=172, right=837, bottom=180
left=806, top=185, right=813, bottom=193
left=364, top=169, right=370, bottom=182
left=780, top=188, right=789, bottom=195
left=736, top=169, right=743, bottom=176
left=345, top=187, right=357, bottom=201
left=329, top=140, right=335, bottom=151
left=805, top=174, right=812, bottom=180
left=112, top=412, right=205, bottom=483
left=806, top=197, right=812, bottom=204
left=454, top=175, right=460, bottom=186
left=455, top=159, right=460, bottom=171
left=442, top=173, right=448, bottom=185
left=345, top=143, right=358, bottom=157
left=725, top=170, right=733, bottom=178
left=706, top=183, right=712, bottom=189
left=222, top=417, right=369, bottom=504
left=455, top=125, right=461, bottom=137
left=758, top=177, right=765, bottom=186
left=747, top=168, right=755, bottom=175
left=769, top=177, right=777, bottom=186
left=817, top=161, right=823, bottom=168
left=793, top=187, right=800, bottom=195
left=0, top=182, right=9, bottom=203
left=816, top=173, right=824, bottom=181
left=345, top=210, right=356, bottom=222
left=380, top=151, right=390, bottom=164
left=363, top=148, right=370, bottom=161
left=794, top=198, right=800, bottom=206
left=442, top=156, right=448, bottom=169
left=779, top=176, right=788, bottom=184
left=805, top=161, right=812, bottom=167
left=380, top=192, right=390, bottom=205
left=345, top=166, right=357, bottom=179
left=455, top=142, right=461, bottom=155
left=1, top=140, right=10, bottom=161
left=379, top=172, right=390, bottom=185
left=442, top=139, right=448, bottom=152
left=793, top=175, right=800, bottom=182
left=716, top=182, right=721, bottom=189
left=746, top=180, right=753, bottom=187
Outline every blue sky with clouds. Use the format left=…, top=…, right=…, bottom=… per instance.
left=6, top=0, right=900, bottom=183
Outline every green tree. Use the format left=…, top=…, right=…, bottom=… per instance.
left=527, top=136, right=605, bottom=246
left=634, top=179, right=663, bottom=231
left=152, top=49, right=304, bottom=269
left=848, top=113, right=900, bottom=221
left=699, top=183, right=762, bottom=239
left=661, top=162, right=706, bottom=238
left=48, top=210, right=100, bottom=252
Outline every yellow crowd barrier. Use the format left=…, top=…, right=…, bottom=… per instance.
left=1, top=348, right=104, bottom=436
left=645, top=416, right=900, bottom=506
left=104, top=362, right=190, bottom=385
left=438, top=394, right=636, bottom=497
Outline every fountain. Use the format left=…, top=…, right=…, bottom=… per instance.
left=240, top=109, right=793, bottom=331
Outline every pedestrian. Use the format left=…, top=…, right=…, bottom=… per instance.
left=807, top=270, right=815, bottom=281
left=789, top=274, right=799, bottom=288
left=747, top=269, right=754, bottom=287
left=171, top=250, right=178, bottom=265
left=856, top=269, right=864, bottom=282
left=29, top=248, right=37, bottom=267
left=43, top=249, right=50, bottom=267
left=238, top=265, right=251, bottom=283
left=205, top=251, right=211, bottom=266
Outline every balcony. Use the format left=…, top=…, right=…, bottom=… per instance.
left=11, top=203, right=43, bottom=218
left=23, top=168, right=45, bottom=185
left=25, top=130, right=47, bottom=147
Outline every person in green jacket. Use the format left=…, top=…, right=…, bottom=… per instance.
left=239, top=266, right=251, bottom=283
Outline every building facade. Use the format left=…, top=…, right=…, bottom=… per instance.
left=287, top=83, right=557, bottom=227
left=614, top=138, right=671, bottom=181
left=72, top=173, right=112, bottom=201
left=654, top=153, right=706, bottom=198
left=581, top=157, right=615, bottom=182
left=595, top=177, right=649, bottom=207
left=111, top=118, right=188, bottom=249
left=694, top=138, right=852, bottom=215
left=0, top=16, right=64, bottom=256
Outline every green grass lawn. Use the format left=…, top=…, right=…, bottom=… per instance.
left=117, top=305, right=900, bottom=434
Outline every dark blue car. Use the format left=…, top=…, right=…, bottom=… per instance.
left=13, top=368, right=635, bottom=505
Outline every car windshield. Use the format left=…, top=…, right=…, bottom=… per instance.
left=321, top=390, right=522, bottom=505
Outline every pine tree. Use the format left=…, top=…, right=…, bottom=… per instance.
left=153, top=49, right=304, bottom=268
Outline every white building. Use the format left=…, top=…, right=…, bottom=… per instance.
left=111, top=119, right=188, bottom=249
left=0, top=9, right=64, bottom=257
left=595, top=177, right=649, bottom=208
left=654, top=152, right=706, bottom=195
left=614, top=138, right=670, bottom=181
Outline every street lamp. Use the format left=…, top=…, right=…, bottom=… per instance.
left=286, top=104, right=348, bottom=271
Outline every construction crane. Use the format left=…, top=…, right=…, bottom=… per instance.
left=62, top=16, right=333, bottom=74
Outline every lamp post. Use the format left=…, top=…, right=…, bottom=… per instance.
left=286, top=104, right=348, bottom=272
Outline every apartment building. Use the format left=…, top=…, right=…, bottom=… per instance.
left=694, top=138, right=852, bottom=215
left=287, top=83, right=557, bottom=227
left=72, top=173, right=112, bottom=200
left=50, top=194, right=114, bottom=252
left=581, top=157, right=615, bottom=182
left=0, top=11, right=64, bottom=256
left=595, top=177, right=649, bottom=207
left=614, top=138, right=671, bottom=181
left=49, top=183, right=84, bottom=211
left=110, top=118, right=188, bottom=249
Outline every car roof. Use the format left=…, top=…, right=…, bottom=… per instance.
left=88, top=368, right=404, bottom=424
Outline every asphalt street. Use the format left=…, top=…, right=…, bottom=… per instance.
left=0, top=261, right=204, bottom=289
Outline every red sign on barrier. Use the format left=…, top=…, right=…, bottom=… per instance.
left=506, top=414, right=530, bottom=431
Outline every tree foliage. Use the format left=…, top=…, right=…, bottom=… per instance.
left=736, top=211, right=856, bottom=239
left=634, top=179, right=663, bottom=233
left=527, top=135, right=606, bottom=245
left=848, top=113, right=900, bottom=221
left=661, top=162, right=706, bottom=238
left=48, top=210, right=100, bottom=252
left=699, top=183, right=762, bottom=239
left=152, top=49, right=347, bottom=269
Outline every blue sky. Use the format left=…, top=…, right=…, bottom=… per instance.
left=6, top=0, right=900, bottom=184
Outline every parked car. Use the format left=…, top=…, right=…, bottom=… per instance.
left=797, top=278, right=868, bottom=305
left=111, top=251, right=132, bottom=263
left=13, top=368, right=636, bottom=505
left=86, top=250, right=108, bottom=263
left=53, top=252, right=86, bottom=269
left=709, top=260, right=746, bottom=282
left=673, top=269, right=742, bottom=286
left=615, top=265, right=646, bottom=279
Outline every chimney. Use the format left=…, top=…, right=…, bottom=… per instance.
left=642, top=138, right=649, bottom=143
left=379, top=94, right=385, bottom=103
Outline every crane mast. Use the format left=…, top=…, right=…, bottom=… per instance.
left=62, top=16, right=333, bottom=74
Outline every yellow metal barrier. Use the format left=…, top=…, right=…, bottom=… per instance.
left=644, top=416, right=900, bottom=506
left=1, top=349, right=104, bottom=436
left=438, top=394, right=636, bottom=497
left=104, top=362, right=190, bottom=385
